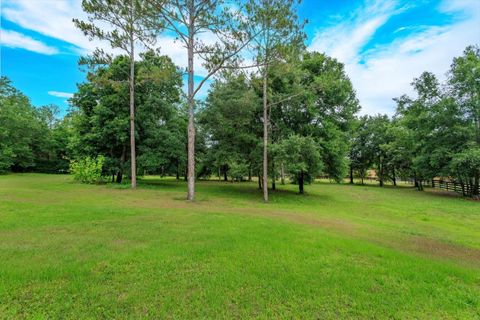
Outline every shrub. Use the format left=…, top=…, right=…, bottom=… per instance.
left=69, top=156, right=105, bottom=184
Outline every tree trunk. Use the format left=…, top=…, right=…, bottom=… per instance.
left=248, top=167, right=252, bottom=182
left=415, top=177, right=423, bottom=191
left=262, top=67, right=269, bottom=202
left=392, top=166, right=396, bottom=186
left=299, top=171, right=304, bottom=194
left=271, top=158, right=276, bottom=190
left=223, top=166, right=228, bottom=181
left=258, top=172, right=262, bottom=190
left=349, top=165, right=354, bottom=184
left=129, top=26, right=137, bottom=189
left=379, top=157, right=384, bottom=187
left=186, top=1, right=195, bottom=200
left=116, top=145, right=126, bottom=184
left=474, top=173, right=479, bottom=196
left=176, top=159, right=180, bottom=180
left=280, top=162, right=285, bottom=185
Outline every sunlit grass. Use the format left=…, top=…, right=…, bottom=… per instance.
left=0, top=174, right=478, bottom=318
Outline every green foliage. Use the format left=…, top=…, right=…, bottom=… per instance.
left=69, top=156, right=105, bottom=184
left=391, top=53, right=478, bottom=192
left=278, top=134, right=323, bottom=193
left=228, top=160, right=249, bottom=181
left=69, top=52, right=183, bottom=182
left=0, top=77, right=69, bottom=173
left=450, top=147, right=480, bottom=195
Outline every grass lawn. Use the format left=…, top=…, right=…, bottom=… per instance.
left=0, top=174, right=479, bottom=319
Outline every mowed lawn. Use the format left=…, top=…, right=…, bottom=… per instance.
left=0, top=174, right=479, bottom=319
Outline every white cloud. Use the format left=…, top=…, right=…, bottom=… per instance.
left=1, top=0, right=215, bottom=83
left=1, top=29, right=59, bottom=55
left=308, top=0, right=480, bottom=115
left=48, top=91, right=74, bottom=98
left=2, top=0, right=97, bottom=53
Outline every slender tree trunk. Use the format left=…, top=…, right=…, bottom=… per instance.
left=392, top=166, right=396, bottom=186
left=129, top=27, right=137, bottom=189
left=474, top=173, right=479, bottom=196
left=349, top=165, right=354, bottom=184
left=186, top=1, right=195, bottom=200
left=176, top=159, right=180, bottom=180
left=280, top=162, right=285, bottom=185
left=258, top=172, right=262, bottom=190
left=379, top=157, right=384, bottom=187
left=248, top=167, right=252, bottom=182
left=116, top=145, right=126, bottom=184
left=262, top=67, right=269, bottom=202
left=223, top=166, right=228, bottom=181
left=271, top=158, right=276, bottom=190
left=299, top=171, right=304, bottom=194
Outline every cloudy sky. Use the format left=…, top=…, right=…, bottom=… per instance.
left=1, top=0, right=479, bottom=115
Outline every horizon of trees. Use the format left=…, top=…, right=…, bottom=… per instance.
left=0, top=0, right=478, bottom=199
left=1, top=45, right=478, bottom=197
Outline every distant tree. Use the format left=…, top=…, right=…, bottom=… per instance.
left=447, top=45, right=480, bottom=193
left=0, top=77, right=68, bottom=173
left=199, top=73, right=260, bottom=181
left=277, top=134, right=323, bottom=193
left=244, top=0, right=305, bottom=201
left=69, top=52, right=183, bottom=183
left=74, top=0, right=157, bottom=188
left=0, top=77, right=37, bottom=172
left=448, top=45, right=480, bottom=146
left=268, top=52, right=359, bottom=183
left=393, top=71, right=471, bottom=190
left=450, top=147, right=480, bottom=197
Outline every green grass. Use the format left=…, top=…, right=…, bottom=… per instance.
left=0, top=174, right=479, bottom=319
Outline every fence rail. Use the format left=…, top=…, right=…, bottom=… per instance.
left=431, top=179, right=479, bottom=197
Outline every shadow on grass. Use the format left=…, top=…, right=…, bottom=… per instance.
left=136, top=177, right=335, bottom=204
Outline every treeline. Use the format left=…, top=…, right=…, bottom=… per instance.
left=349, top=46, right=480, bottom=196
left=0, top=77, right=70, bottom=173
left=2, top=45, right=478, bottom=197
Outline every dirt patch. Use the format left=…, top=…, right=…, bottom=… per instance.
left=404, top=236, right=480, bottom=267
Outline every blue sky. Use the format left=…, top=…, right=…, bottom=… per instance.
left=1, top=0, right=479, bottom=115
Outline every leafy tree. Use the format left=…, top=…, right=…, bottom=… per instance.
left=449, top=45, right=480, bottom=146
left=74, top=0, right=157, bottom=188
left=244, top=0, right=305, bottom=201
left=268, top=52, right=359, bottom=183
left=450, top=147, right=480, bottom=196
left=448, top=45, right=480, bottom=193
left=199, top=73, right=261, bottom=181
left=0, top=77, right=67, bottom=173
left=0, top=77, right=36, bottom=172
left=152, top=0, right=253, bottom=200
left=277, top=134, right=323, bottom=193
left=69, top=52, right=183, bottom=183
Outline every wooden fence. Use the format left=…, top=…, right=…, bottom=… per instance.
left=431, top=179, right=480, bottom=197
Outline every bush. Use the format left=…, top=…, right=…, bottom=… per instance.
left=228, top=160, right=249, bottom=181
left=69, top=156, right=105, bottom=184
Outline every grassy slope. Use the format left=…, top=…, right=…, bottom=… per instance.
left=0, top=174, right=479, bottom=319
